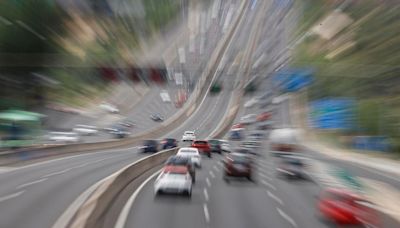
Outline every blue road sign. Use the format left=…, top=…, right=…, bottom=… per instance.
left=273, top=67, right=313, bottom=92
left=309, top=98, right=355, bottom=130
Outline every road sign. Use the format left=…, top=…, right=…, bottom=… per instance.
left=309, top=98, right=355, bottom=130
left=273, top=67, right=313, bottom=92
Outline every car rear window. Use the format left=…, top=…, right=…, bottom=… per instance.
left=180, top=149, right=197, bottom=154
left=229, top=155, right=250, bottom=164
left=194, top=141, right=207, bottom=144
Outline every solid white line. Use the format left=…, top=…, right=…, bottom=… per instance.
left=41, top=169, right=71, bottom=178
left=0, top=191, right=24, bottom=203
left=114, top=170, right=161, bottom=228
left=12, top=146, right=138, bottom=172
left=206, top=178, right=211, bottom=187
left=261, top=180, right=276, bottom=190
left=16, top=178, right=47, bottom=189
left=277, top=208, right=297, bottom=228
left=203, top=188, right=209, bottom=201
left=209, top=171, right=216, bottom=178
left=203, top=203, right=210, bottom=223
left=52, top=179, right=104, bottom=228
left=267, top=190, right=283, bottom=205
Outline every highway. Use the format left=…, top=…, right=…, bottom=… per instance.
left=116, top=1, right=400, bottom=228
left=0, top=1, right=244, bottom=228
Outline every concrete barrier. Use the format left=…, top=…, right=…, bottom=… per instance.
left=69, top=148, right=178, bottom=228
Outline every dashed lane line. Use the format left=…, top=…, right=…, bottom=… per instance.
left=203, top=203, right=210, bottom=223
left=16, top=178, right=48, bottom=189
left=277, top=207, right=297, bottom=228
left=261, top=180, right=277, bottom=190
left=0, top=190, right=25, bottom=203
left=209, top=171, right=216, bottom=178
left=203, top=188, right=209, bottom=201
left=206, top=178, right=212, bottom=187
left=267, top=190, right=283, bottom=205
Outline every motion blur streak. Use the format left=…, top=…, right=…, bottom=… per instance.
left=0, top=0, right=399, bottom=228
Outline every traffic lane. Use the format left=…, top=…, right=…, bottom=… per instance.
left=126, top=156, right=217, bottom=228
left=0, top=149, right=143, bottom=228
left=0, top=89, right=233, bottom=228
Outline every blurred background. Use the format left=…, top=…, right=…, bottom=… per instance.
left=0, top=1, right=399, bottom=228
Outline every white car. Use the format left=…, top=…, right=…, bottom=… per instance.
left=244, top=98, right=259, bottom=108
left=48, top=132, right=80, bottom=143
left=220, top=140, right=231, bottom=152
left=182, top=131, right=196, bottom=142
left=176, top=147, right=201, bottom=168
left=154, top=166, right=192, bottom=197
left=269, top=128, right=301, bottom=155
left=240, top=114, right=257, bottom=125
left=73, top=125, right=98, bottom=135
left=99, top=103, right=119, bottom=113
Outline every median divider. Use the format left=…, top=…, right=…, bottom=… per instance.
left=69, top=148, right=178, bottom=228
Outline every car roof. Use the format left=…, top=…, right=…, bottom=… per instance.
left=163, top=165, right=189, bottom=174
left=323, top=188, right=364, bottom=200
left=178, top=147, right=198, bottom=152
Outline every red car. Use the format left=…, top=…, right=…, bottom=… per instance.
left=318, top=188, right=380, bottom=227
left=232, top=123, right=245, bottom=129
left=223, top=153, right=253, bottom=181
left=257, top=112, right=271, bottom=122
left=191, top=140, right=211, bottom=157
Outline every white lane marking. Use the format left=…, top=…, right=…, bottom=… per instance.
left=41, top=168, right=72, bottom=178
left=260, top=173, right=273, bottom=181
left=213, top=165, right=219, bottom=172
left=203, top=188, right=209, bottom=201
left=203, top=203, right=210, bottom=223
left=0, top=190, right=24, bottom=203
left=0, top=167, right=16, bottom=174
left=16, top=178, right=47, bottom=189
left=209, top=171, right=216, bottom=178
left=277, top=208, right=297, bottom=228
left=114, top=170, right=161, bottom=228
left=206, top=178, right=211, bottom=187
left=267, top=190, right=283, bottom=205
left=52, top=179, right=105, bottom=228
left=11, top=145, right=138, bottom=172
left=217, top=161, right=224, bottom=168
left=261, top=180, right=276, bottom=190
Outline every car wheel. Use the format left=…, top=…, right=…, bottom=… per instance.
left=207, top=153, right=211, bottom=158
left=247, top=175, right=253, bottom=181
left=223, top=175, right=229, bottom=183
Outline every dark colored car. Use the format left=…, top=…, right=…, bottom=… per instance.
left=165, top=155, right=196, bottom=182
left=223, top=153, right=253, bottom=181
left=208, top=139, right=222, bottom=154
left=141, top=140, right=158, bottom=153
left=318, top=188, right=380, bottom=227
left=150, top=114, right=164, bottom=122
left=191, top=140, right=211, bottom=158
left=276, top=156, right=305, bottom=179
left=161, top=138, right=178, bottom=149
